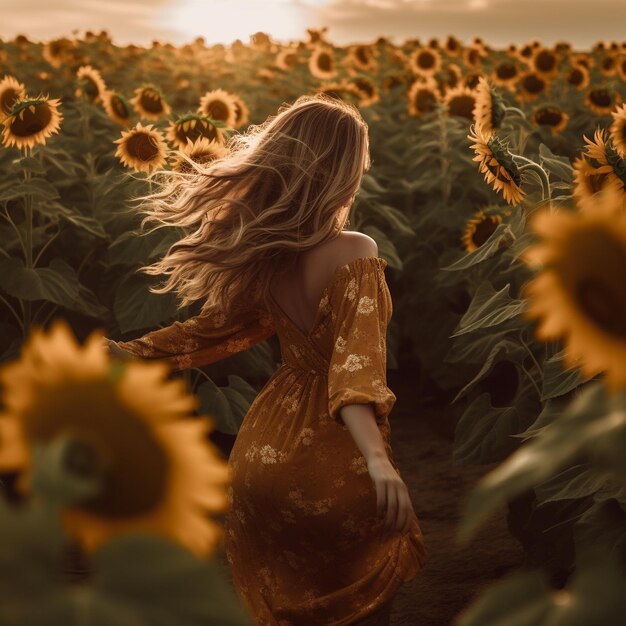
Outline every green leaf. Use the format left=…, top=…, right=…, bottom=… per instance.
left=45, top=201, right=107, bottom=238
left=0, top=257, right=106, bottom=317
left=113, top=272, right=179, bottom=333
left=538, top=143, right=574, bottom=183
left=91, top=534, right=252, bottom=626
left=0, top=178, right=60, bottom=202
left=452, top=282, right=527, bottom=337
left=541, top=348, right=589, bottom=400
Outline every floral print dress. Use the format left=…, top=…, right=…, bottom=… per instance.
left=112, top=256, right=427, bottom=626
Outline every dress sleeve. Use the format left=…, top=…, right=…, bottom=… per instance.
left=109, top=293, right=276, bottom=372
left=327, top=258, right=397, bottom=426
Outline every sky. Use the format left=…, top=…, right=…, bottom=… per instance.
left=1, top=0, right=625, bottom=50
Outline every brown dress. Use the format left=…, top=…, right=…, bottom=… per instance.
left=112, top=256, right=427, bottom=625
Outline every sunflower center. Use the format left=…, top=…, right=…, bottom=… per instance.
left=127, top=132, right=159, bottom=162
left=568, top=68, right=584, bottom=85
left=316, top=52, right=332, bottom=72
left=140, top=89, right=164, bottom=114
left=472, top=216, right=499, bottom=247
left=590, top=89, right=612, bottom=107
left=9, top=102, right=52, bottom=137
left=415, top=88, right=438, bottom=112
left=418, top=51, right=435, bottom=69
left=356, top=47, right=369, bottom=65
left=23, top=381, right=169, bottom=518
left=496, top=63, right=517, bottom=80
left=535, top=107, right=564, bottom=126
left=522, top=74, right=545, bottom=94
left=448, top=94, right=476, bottom=120
left=355, top=79, right=374, bottom=97
left=206, top=100, right=229, bottom=121
left=534, top=51, right=557, bottom=73
left=111, top=94, right=130, bottom=119
left=602, top=57, right=615, bottom=71
left=564, top=228, right=626, bottom=340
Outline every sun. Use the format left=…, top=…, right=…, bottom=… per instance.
left=156, top=0, right=328, bottom=45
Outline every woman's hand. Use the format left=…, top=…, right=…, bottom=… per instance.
left=367, top=455, right=415, bottom=540
left=102, top=338, right=135, bottom=361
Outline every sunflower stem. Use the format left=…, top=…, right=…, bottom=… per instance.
left=515, top=156, right=552, bottom=208
left=504, top=106, right=527, bottom=119
left=520, top=361, right=542, bottom=398
left=0, top=293, right=24, bottom=333
left=438, top=108, right=451, bottom=205
left=24, top=146, right=34, bottom=338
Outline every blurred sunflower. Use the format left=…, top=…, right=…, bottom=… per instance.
left=473, top=76, right=507, bottom=135
left=275, top=47, right=299, bottom=72
left=169, top=136, right=229, bottom=173
left=166, top=113, right=224, bottom=151
left=520, top=203, right=626, bottom=392
left=599, top=54, right=618, bottom=77
left=350, top=76, right=380, bottom=107
left=113, top=122, right=168, bottom=174
left=0, top=75, right=26, bottom=117
left=409, top=46, right=442, bottom=77
left=582, top=126, right=626, bottom=196
left=1, top=95, right=63, bottom=151
left=317, top=81, right=362, bottom=105
left=130, top=84, right=171, bottom=121
left=444, top=35, right=462, bottom=57
left=0, top=320, right=231, bottom=557
left=443, top=85, right=477, bottom=121
left=530, top=47, right=559, bottom=80
left=75, top=65, right=107, bottom=104
left=462, top=45, right=483, bottom=69
left=565, top=64, right=590, bottom=91
left=618, top=57, right=626, bottom=83
left=407, top=78, right=441, bottom=118
left=468, top=123, right=524, bottom=206
left=463, top=71, right=483, bottom=90
left=309, top=46, right=338, bottom=80
left=197, top=88, right=238, bottom=128
left=572, top=155, right=625, bottom=211
left=102, top=90, right=133, bottom=127
left=584, top=86, right=621, bottom=116
left=515, top=43, right=535, bottom=64
left=230, top=94, right=250, bottom=130
left=531, top=105, right=569, bottom=136
left=344, top=44, right=379, bottom=74
left=610, top=103, right=626, bottom=158
left=461, top=209, right=504, bottom=252
left=490, top=61, right=520, bottom=89
left=42, top=37, right=75, bottom=69
left=516, top=71, right=548, bottom=102
left=571, top=52, right=592, bottom=69
left=439, top=63, right=462, bottom=91
left=382, top=73, right=407, bottom=93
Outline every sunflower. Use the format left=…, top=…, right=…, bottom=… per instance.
left=75, top=65, right=107, bottom=104
left=516, top=71, right=548, bottom=102
left=197, top=88, right=238, bottom=128
left=473, top=76, right=507, bottom=136
left=443, top=85, right=477, bottom=121
left=516, top=43, right=535, bottom=64
left=571, top=52, right=592, bottom=69
left=610, top=103, right=626, bottom=158
left=530, top=47, right=559, bottom=80
left=275, top=47, right=299, bottom=72
left=113, top=122, right=169, bottom=174
left=467, top=123, right=524, bottom=206
left=169, top=136, right=229, bottom=173
left=130, top=84, right=171, bottom=121
left=520, top=203, right=626, bottom=392
left=407, top=79, right=441, bottom=119
left=565, top=64, right=590, bottom=91
left=463, top=71, right=483, bottom=90
left=584, top=86, right=621, bottom=116
left=531, top=105, right=569, bottom=135
left=491, top=61, right=520, bottom=88
left=440, top=63, right=462, bottom=91
left=230, top=94, right=250, bottom=129
left=306, top=27, right=329, bottom=47
left=617, top=57, right=626, bottom=83
left=0, top=320, right=231, bottom=557
left=42, top=37, right=75, bottom=69
left=349, top=76, right=380, bottom=107
left=463, top=45, right=483, bottom=69
left=344, top=44, right=379, bottom=74
left=0, top=75, right=26, bottom=117
left=572, top=156, right=625, bottom=211
left=461, top=209, right=504, bottom=252
left=166, top=113, right=224, bottom=151
left=0, top=95, right=63, bottom=151
left=102, top=90, right=133, bottom=127
left=599, top=54, right=618, bottom=77
left=309, top=46, right=338, bottom=80
left=409, top=46, right=442, bottom=78
left=579, top=126, right=626, bottom=198
left=316, top=81, right=362, bottom=105
left=382, top=73, right=407, bottom=93
left=444, top=35, right=462, bottom=57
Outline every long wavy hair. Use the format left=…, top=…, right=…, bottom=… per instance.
left=132, top=92, right=372, bottom=315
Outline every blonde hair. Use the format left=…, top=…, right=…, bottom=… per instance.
left=132, top=92, right=371, bottom=315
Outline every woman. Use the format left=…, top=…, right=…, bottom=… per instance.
left=106, top=93, right=427, bottom=625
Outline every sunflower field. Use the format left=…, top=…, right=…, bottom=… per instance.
left=1, top=26, right=626, bottom=625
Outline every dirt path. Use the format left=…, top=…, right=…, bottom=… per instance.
left=387, top=370, right=524, bottom=625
